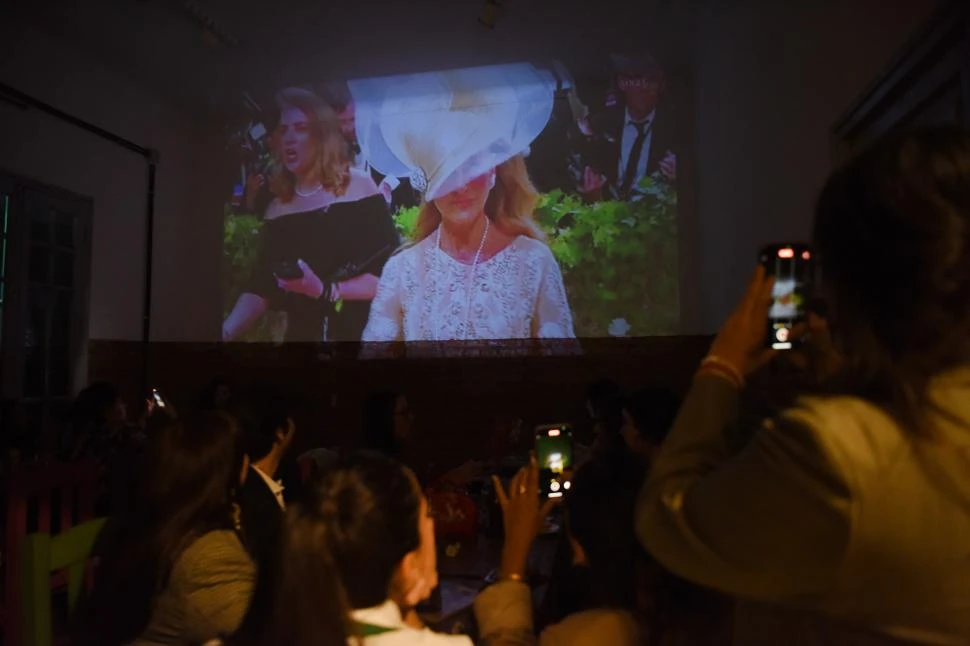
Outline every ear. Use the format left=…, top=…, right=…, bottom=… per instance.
left=395, top=550, right=427, bottom=607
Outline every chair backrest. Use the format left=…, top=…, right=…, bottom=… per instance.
left=22, top=517, right=107, bottom=646
left=3, top=460, right=101, bottom=645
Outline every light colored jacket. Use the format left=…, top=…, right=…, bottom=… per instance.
left=636, top=369, right=970, bottom=645
left=474, top=580, right=639, bottom=646
left=133, top=530, right=255, bottom=645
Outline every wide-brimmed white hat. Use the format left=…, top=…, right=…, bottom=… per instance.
left=348, top=63, right=556, bottom=201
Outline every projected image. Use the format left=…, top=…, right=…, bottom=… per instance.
left=221, top=52, right=681, bottom=344
left=769, top=278, right=802, bottom=320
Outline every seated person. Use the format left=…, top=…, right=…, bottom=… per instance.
left=362, top=390, right=414, bottom=461
left=230, top=451, right=472, bottom=645
left=81, top=412, right=254, bottom=646
left=619, top=387, right=681, bottom=466
left=475, top=456, right=645, bottom=645
left=581, top=378, right=625, bottom=464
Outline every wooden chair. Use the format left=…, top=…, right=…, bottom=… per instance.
left=22, top=517, right=107, bottom=646
left=0, top=461, right=100, bottom=645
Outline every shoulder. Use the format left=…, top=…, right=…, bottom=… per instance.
left=176, top=530, right=251, bottom=574
left=264, top=199, right=285, bottom=220
left=389, top=236, right=432, bottom=266
left=394, top=629, right=473, bottom=645
left=541, top=609, right=638, bottom=646
left=590, top=107, right=624, bottom=133
left=511, top=236, right=558, bottom=268
left=764, top=394, right=908, bottom=494
left=344, top=167, right=380, bottom=200
left=511, top=235, right=551, bottom=256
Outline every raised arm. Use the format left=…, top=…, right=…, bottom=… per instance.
left=635, top=374, right=852, bottom=601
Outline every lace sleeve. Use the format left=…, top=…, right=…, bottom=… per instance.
left=362, top=253, right=404, bottom=342
left=533, top=247, right=575, bottom=339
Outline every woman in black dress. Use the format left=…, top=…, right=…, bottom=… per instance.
left=222, top=87, right=400, bottom=342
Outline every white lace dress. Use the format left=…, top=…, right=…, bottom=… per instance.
left=362, top=233, right=575, bottom=342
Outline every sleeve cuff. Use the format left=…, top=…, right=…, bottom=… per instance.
left=473, top=580, right=533, bottom=636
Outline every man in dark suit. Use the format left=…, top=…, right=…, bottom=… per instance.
left=576, top=52, right=677, bottom=202
left=238, top=394, right=295, bottom=564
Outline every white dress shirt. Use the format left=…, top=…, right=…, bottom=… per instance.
left=252, top=464, right=285, bottom=510
left=617, top=108, right=656, bottom=192
left=350, top=600, right=472, bottom=645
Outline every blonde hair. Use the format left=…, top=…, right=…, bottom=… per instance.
left=412, top=155, right=546, bottom=243
left=270, top=87, right=350, bottom=203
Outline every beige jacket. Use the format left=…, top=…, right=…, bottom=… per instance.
left=474, top=580, right=639, bottom=646
left=133, top=530, right=255, bottom=646
left=636, top=369, right=970, bottom=645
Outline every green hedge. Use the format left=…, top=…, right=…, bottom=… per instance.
left=223, top=178, right=678, bottom=340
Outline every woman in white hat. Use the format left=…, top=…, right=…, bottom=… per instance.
left=355, top=64, right=576, bottom=342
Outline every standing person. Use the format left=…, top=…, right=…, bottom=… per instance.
left=238, top=393, right=295, bottom=567
left=636, top=128, right=970, bottom=644
left=576, top=52, right=677, bottom=202
left=358, top=64, right=575, bottom=342
left=619, top=387, right=681, bottom=467
left=222, top=87, right=400, bottom=343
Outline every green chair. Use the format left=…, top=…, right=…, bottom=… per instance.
left=22, top=517, right=107, bottom=646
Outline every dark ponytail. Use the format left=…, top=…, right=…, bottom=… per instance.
left=228, top=500, right=351, bottom=646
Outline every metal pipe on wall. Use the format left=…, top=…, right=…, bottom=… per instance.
left=0, top=80, right=158, bottom=396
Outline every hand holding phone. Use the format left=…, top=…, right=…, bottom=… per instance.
left=534, top=424, right=573, bottom=499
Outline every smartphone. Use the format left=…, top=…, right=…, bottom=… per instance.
left=534, top=424, right=573, bottom=499
left=759, top=243, right=814, bottom=350
left=151, top=388, right=166, bottom=409
left=272, top=260, right=304, bottom=280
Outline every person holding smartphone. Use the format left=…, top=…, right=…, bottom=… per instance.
left=475, top=456, right=648, bottom=645
left=635, top=128, right=970, bottom=644
left=222, top=87, right=399, bottom=343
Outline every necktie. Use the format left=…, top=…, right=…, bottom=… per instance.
left=620, top=120, right=652, bottom=197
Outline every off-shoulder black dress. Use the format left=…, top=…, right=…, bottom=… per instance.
left=247, top=194, right=400, bottom=342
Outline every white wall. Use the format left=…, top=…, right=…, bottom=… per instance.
left=690, top=0, right=940, bottom=331
left=0, top=21, right=222, bottom=343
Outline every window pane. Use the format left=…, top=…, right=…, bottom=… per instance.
left=30, top=210, right=51, bottom=244
left=48, top=351, right=69, bottom=397
left=29, top=246, right=50, bottom=283
left=54, top=211, right=74, bottom=248
left=24, top=357, right=46, bottom=397
left=51, top=290, right=71, bottom=349
left=53, top=251, right=74, bottom=287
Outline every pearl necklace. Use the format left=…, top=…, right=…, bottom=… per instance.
left=295, top=184, right=323, bottom=197
left=435, top=217, right=490, bottom=341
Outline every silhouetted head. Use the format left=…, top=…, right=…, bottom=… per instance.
left=813, top=127, right=970, bottom=432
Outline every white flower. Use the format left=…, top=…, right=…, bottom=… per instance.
left=608, top=318, right=631, bottom=337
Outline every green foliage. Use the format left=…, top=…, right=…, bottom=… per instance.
left=223, top=177, right=679, bottom=340
left=222, top=207, right=273, bottom=342
left=533, top=175, right=679, bottom=337
left=393, top=205, right=421, bottom=241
